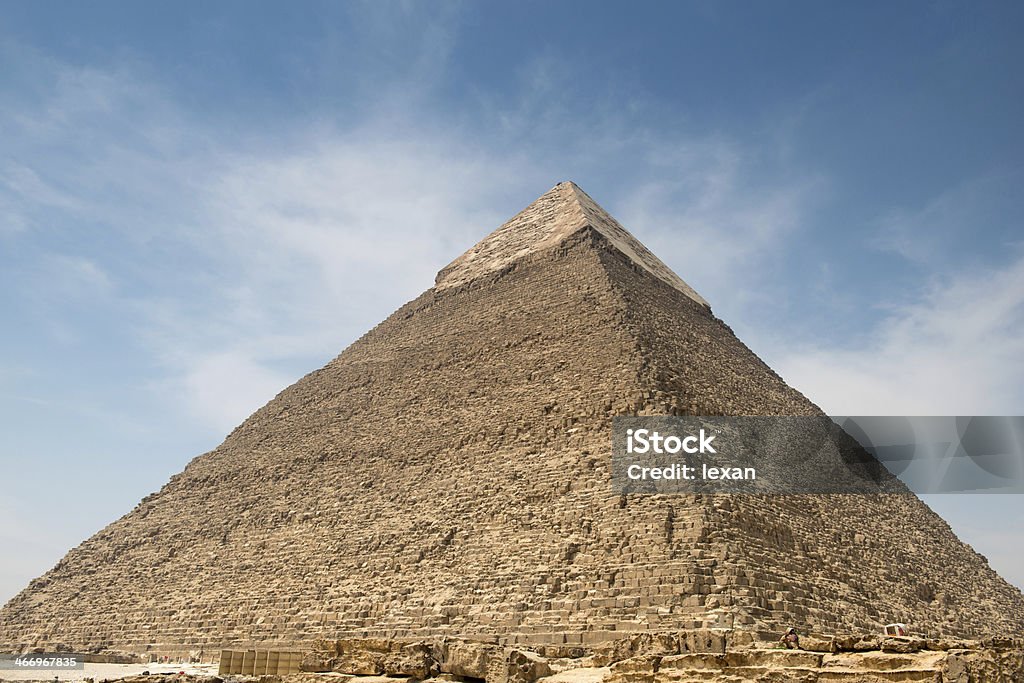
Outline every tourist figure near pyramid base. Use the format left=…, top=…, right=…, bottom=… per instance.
left=1, top=182, right=1022, bottom=658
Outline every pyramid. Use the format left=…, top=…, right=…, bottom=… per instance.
left=2, top=181, right=1022, bottom=655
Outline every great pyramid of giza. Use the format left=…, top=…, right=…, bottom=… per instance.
left=2, top=181, right=1022, bottom=655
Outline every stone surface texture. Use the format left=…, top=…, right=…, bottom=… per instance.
left=296, top=634, right=1024, bottom=683
left=1, top=182, right=1022, bottom=655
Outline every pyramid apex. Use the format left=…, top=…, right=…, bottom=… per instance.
left=435, top=182, right=709, bottom=308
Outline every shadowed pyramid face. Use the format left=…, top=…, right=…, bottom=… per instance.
left=1, top=182, right=1022, bottom=654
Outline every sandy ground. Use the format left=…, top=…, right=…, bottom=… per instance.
left=0, top=662, right=218, bottom=682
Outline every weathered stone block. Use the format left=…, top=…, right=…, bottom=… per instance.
left=677, top=630, right=726, bottom=654
left=607, top=654, right=661, bottom=683
left=382, top=642, right=437, bottom=679
left=298, top=651, right=332, bottom=673
left=440, top=640, right=502, bottom=680
left=506, top=649, right=553, bottom=683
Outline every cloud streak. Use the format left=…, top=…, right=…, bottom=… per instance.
left=771, top=234, right=1024, bottom=417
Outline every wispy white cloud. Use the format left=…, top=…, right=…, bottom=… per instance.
left=872, top=172, right=1021, bottom=265
left=176, top=351, right=295, bottom=435
left=42, top=254, right=113, bottom=297
left=0, top=162, right=83, bottom=221
left=770, top=250, right=1024, bottom=415
left=614, top=141, right=824, bottom=316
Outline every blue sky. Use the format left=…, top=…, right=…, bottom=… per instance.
left=1, top=1, right=1022, bottom=605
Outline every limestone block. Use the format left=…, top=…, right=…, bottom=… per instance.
left=298, top=651, right=332, bottom=673
left=677, top=630, right=726, bottom=654
left=878, top=636, right=928, bottom=653
left=534, top=667, right=611, bottom=683
left=606, top=654, right=661, bottom=683
left=833, top=635, right=881, bottom=652
left=440, top=640, right=502, bottom=679
left=382, top=642, right=438, bottom=679
left=332, top=650, right=385, bottom=675
left=506, top=649, right=554, bottom=683
left=798, top=635, right=835, bottom=653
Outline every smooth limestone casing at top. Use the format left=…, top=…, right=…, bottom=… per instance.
left=1, top=182, right=1022, bottom=655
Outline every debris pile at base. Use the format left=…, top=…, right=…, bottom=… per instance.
left=74, top=632, right=1024, bottom=683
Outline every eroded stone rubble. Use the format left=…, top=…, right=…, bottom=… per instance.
left=76, top=633, right=1024, bottom=683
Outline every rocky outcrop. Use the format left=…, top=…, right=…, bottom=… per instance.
left=300, top=638, right=552, bottom=683
left=292, top=634, right=1024, bottom=683
left=298, top=638, right=439, bottom=679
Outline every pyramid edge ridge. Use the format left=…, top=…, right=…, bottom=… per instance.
left=566, top=182, right=710, bottom=309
